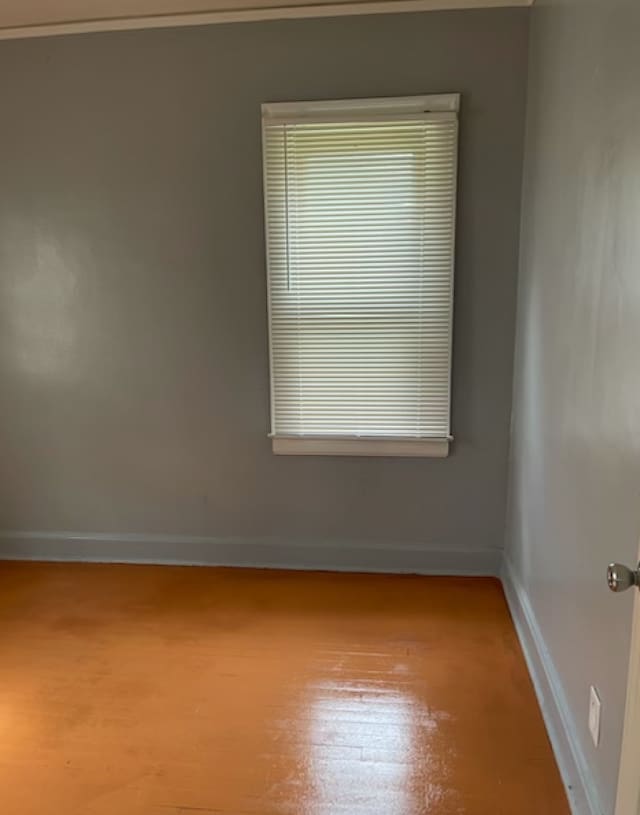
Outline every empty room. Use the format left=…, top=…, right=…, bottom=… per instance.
left=0, top=1, right=638, bottom=814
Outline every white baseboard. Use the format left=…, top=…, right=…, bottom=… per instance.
left=501, top=558, right=602, bottom=815
left=0, top=530, right=501, bottom=576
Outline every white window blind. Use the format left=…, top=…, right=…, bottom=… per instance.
left=262, top=95, right=459, bottom=457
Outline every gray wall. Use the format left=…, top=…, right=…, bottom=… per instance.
left=0, top=9, right=528, bottom=568
left=506, top=0, right=640, bottom=812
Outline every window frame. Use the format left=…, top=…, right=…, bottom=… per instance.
left=261, top=93, right=460, bottom=458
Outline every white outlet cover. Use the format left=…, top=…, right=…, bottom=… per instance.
left=588, top=685, right=601, bottom=747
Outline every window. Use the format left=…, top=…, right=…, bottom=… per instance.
left=262, top=94, right=459, bottom=457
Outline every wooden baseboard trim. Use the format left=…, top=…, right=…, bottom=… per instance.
left=0, top=530, right=501, bottom=576
left=501, top=558, right=602, bottom=815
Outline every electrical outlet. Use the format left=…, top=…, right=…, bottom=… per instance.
left=588, top=686, right=601, bottom=747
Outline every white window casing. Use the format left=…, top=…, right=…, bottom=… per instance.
left=262, top=94, right=459, bottom=457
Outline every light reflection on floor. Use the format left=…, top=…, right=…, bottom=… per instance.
left=306, top=679, right=458, bottom=815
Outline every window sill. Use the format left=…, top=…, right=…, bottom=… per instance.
left=271, top=437, right=450, bottom=458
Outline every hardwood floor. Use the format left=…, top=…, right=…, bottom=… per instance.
left=0, top=563, right=569, bottom=814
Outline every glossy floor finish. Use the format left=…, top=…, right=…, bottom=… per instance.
left=0, top=563, right=569, bottom=815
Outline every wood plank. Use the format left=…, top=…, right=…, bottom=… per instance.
left=0, top=562, right=568, bottom=815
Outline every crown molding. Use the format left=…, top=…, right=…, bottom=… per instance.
left=0, top=0, right=533, bottom=41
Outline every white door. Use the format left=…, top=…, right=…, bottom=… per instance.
left=611, top=543, right=640, bottom=815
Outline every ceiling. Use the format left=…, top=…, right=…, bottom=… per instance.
left=0, top=0, right=532, bottom=39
